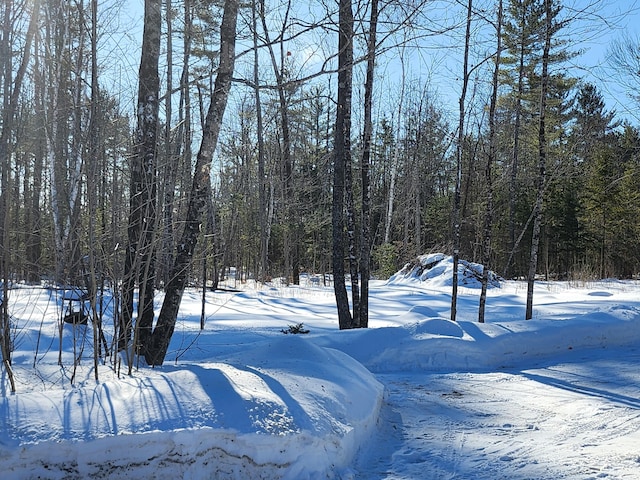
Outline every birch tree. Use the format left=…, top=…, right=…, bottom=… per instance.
left=45, top=0, right=86, bottom=286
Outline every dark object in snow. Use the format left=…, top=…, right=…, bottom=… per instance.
left=281, top=323, right=310, bottom=335
left=60, top=287, right=90, bottom=326
left=63, top=311, right=88, bottom=325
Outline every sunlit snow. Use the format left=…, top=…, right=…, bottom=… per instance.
left=1, top=255, right=640, bottom=479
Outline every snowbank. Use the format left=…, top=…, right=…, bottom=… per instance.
left=316, top=303, right=640, bottom=372
left=2, top=272, right=640, bottom=478
left=0, top=335, right=383, bottom=479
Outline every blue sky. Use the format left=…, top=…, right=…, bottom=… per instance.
left=377, top=0, right=640, bottom=125
left=109, top=0, right=640, bottom=125
left=570, top=0, right=640, bottom=122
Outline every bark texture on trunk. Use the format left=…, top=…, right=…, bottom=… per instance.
left=146, top=0, right=239, bottom=365
left=526, top=0, right=551, bottom=320
left=332, top=0, right=354, bottom=330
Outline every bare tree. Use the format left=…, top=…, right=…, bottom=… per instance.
left=160, top=0, right=175, bottom=287
left=120, top=0, right=161, bottom=364
left=358, top=0, right=379, bottom=328
left=332, top=0, right=355, bottom=330
left=0, top=0, right=41, bottom=392
left=45, top=0, right=86, bottom=287
left=252, top=0, right=268, bottom=282
left=526, top=0, right=552, bottom=320
left=383, top=48, right=406, bottom=246
left=258, top=0, right=298, bottom=284
left=506, top=2, right=528, bottom=277
left=479, top=0, right=503, bottom=324
left=87, top=0, right=102, bottom=378
left=146, top=0, right=239, bottom=366
left=608, top=32, right=640, bottom=109
left=451, top=0, right=473, bottom=322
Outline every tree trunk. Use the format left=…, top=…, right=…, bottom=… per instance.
left=253, top=0, right=268, bottom=282
left=44, top=0, right=82, bottom=286
left=87, top=0, right=102, bottom=378
left=259, top=0, right=298, bottom=284
left=332, top=0, right=354, bottom=330
left=451, top=0, right=472, bottom=322
left=505, top=5, right=527, bottom=279
left=160, top=0, right=176, bottom=288
left=358, top=0, right=378, bottom=329
left=479, top=0, right=503, bottom=324
left=69, top=0, right=87, bottom=285
left=0, top=0, right=40, bottom=391
left=25, top=51, right=45, bottom=284
left=120, top=0, right=161, bottom=359
left=345, top=143, right=360, bottom=325
left=146, top=0, right=239, bottom=366
left=384, top=53, right=405, bottom=245
left=526, top=0, right=551, bottom=320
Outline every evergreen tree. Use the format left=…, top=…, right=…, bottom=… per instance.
left=544, top=83, right=617, bottom=278
left=498, top=0, right=576, bottom=278
left=580, top=125, right=640, bottom=278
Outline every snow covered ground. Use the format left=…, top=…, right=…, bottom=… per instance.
left=1, top=256, right=640, bottom=479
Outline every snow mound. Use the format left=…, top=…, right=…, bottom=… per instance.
left=393, top=306, right=464, bottom=337
left=316, top=304, right=640, bottom=373
left=414, top=318, right=465, bottom=338
left=388, top=253, right=501, bottom=288
left=0, top=336, right=383, bottom=480
left=405, top=305, right=440, bottom=318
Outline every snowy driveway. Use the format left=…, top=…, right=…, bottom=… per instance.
left=355, top=345, right=640, bottom=479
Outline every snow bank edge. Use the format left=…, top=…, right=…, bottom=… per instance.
left=1, top=337, right=384, bottom=480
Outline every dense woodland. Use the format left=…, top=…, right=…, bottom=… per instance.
left=1, top=0, right=640, bottom=364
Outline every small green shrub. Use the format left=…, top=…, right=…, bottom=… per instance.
left=281, top=323, right=310, bottom=335
left=373, top=242, right=400, bottom=279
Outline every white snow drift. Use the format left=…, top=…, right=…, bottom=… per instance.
left=1, top=255, right=639, bottom=479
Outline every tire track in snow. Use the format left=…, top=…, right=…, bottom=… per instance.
left=353, top=347, right=640, bottom=479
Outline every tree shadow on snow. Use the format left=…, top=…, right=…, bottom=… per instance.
left=518, top=350, right=640, bottom=409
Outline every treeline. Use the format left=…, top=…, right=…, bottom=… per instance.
left=1, top=0, right=639, bottom=295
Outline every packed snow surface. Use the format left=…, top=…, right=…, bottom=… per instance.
left=2, top=256, right=640, bottom=479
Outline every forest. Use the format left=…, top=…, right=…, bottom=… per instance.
left=1, top=0, right=639, bottom=364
